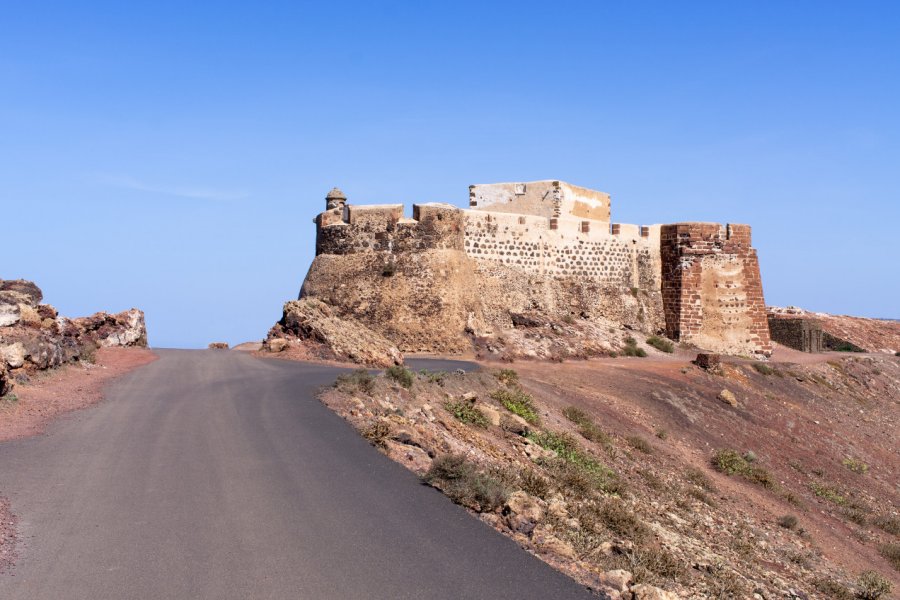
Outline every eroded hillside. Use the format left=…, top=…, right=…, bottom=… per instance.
left=320, top=349, right=899, bottom=599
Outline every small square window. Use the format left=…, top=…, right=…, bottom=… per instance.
left=514, top=183, right=526, bottom=195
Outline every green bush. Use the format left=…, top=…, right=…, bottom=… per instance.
left=490, top=386, right=540, bottom=424
left=444, top=400, right=489, bottom=428
left=843, top=457, right=869, bottom=474
left=621, top=336, right=648, bottom=357
left=529, top=431, right=622, bottom=496
left=646, top=335, right=674, bottom=353
left=423, top=454, right=509, bottom=512
left=385, top=365, right=414, bottom=389
left=810, top=481, right=847, bottom=506
left=711, top=449, right=776, bottom=489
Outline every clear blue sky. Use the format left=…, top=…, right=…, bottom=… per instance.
left=2, top=2, right=898, bottom=347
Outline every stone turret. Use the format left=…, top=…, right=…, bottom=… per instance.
left=326, top=187, right=347, bottom=211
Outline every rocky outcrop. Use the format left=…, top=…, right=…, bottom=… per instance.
left=0, top=279, right=148, bottom=395
left=264, top=298, right=402, bottom=367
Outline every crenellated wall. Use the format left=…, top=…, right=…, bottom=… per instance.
left=660, top=223, right=771, bottom=357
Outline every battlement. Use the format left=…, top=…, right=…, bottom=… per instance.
left=469, top=180, right=611, bottom=224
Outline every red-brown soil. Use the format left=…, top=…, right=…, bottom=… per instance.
left=322, top=348, right=900, bottom=598
left=0, top=347, right=157, bottom=442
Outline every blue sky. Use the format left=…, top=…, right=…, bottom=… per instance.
left=2, top=1, right=898, bottom=347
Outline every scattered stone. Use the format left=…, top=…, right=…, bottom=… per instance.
left=0, top=365, right=11, bottom=396
left=500, top=413, right=530, bottom=436
left=266, top=338, right=288, bottom=353
left=208, top=342, right=229, bottom=350
left=629, top=584, right=679, bottom=600
left=461, top=391, right=477, bottom=402
left=478, top=404, right=501, bottom=426
left=694, top=353, right=722, bottom=371
left=718, top=388, right=738, bottom=407
left=598, top=569, right=633, bottom=593
left=531, top=526, right=577, bottom=560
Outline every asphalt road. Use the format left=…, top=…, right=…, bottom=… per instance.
left=0, top=350, right=593, bottom=599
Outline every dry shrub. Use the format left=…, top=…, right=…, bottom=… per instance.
left=362, top=420, right=391, bottom=449
left=423, top=454, right=509, bottom=512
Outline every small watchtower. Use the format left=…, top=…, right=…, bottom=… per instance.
left=325, top=187, right=347, bottom=211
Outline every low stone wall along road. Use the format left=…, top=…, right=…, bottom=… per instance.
left=0, top=350, right=592, bottom=599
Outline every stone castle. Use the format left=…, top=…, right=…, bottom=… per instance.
left=300, top=180, right=772, bottom=358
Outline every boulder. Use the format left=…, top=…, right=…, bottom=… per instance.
left=531, top=526, right=577, bottom=560
left=718, top=389, right=738, bottom=407
left=599, top=569, right=633, bottom=593
left=478, top=404, right=501, bottom=427
left=208, top=342, right=229, bottom=350
left=0, top=302, right=20, bottom=327
left=266, top=337, right=288, bottom=353
left=0, top=364, right=11, bottom=396
left=269, top=298, right=403, bottom=367
left=69, top=309, right=147, bottom=348
left=1, top=342, right=26, bottom=369
left=694, top=352, right=722, bottom=371
left=0, top=279, right=43, bottom=306
left=500, top=413, right=531, bottom=436
left=503, top=491, right=546, bottom=533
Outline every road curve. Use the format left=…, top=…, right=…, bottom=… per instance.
left=0, top=350, right=593, bottom=599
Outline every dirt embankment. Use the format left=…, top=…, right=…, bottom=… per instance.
left=321, top=350, right=900, bottom=599
left=0, top=347, right=156, bottom=443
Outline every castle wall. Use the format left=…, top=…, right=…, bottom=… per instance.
left=315, top=203, right=464, bottom=256
left=767, top=316, right=824, bottom=353
left=462, top=210, right=660, bottom=290
left=660, top=223, right=771, bottom=357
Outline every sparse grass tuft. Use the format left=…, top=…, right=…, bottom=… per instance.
left=562, top=406, right=613, bottom=448
left=856, top=571, right=893, bottom=599
left=646, top=335, right=674, bottom=353
left=655, top=428, right=668, bottom=440
left=423, top=454, right=509, bottom=512
left=843, top=457, right=869, bottom=474
left=626, top=435, right=653, bottom=454
left=444, top=400, right=490, bottom=428
left=873, top=514, right=900, bottom=536
left=810, top=481, right=847, bottom=506
left=385, top=365, right=414, bottom=389
left=494, top=368, right=519, bottom=386
left=812, top=577, right=854, bottom=600
left=1, top=393, right=18, bottom=405
left=753, top=362, right=775, bottom=376
left=335, top=369, right=375, bottom=394
left=778, top=514, right=799, bottom=530
left=419, top=370, right=448, bottom=385
left=597, top=499, right=650, bottom=540
left=684, top=467, right=715, bottom=491
left=879, top=542, right=900, bottom=572
left=609, top=545, right=686, bottom=586
left=491, top=386, right=540, bottom=424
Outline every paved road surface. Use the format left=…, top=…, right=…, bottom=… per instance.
left=0, top=350, right=592, bottom=599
